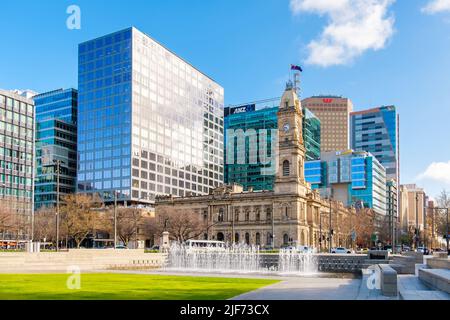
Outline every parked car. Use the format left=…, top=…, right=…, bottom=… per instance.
left=296, top=245, right=316, bottom=253
left=357, top=248, right=369, bottom=254
left=416, top=246, right=430, bottom=255
left=331, top=247, right=351, bottom=254
left=115, top=245, right=128, bottom=249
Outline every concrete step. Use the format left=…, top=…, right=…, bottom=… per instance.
left=399, top=290, right=450, bottom=300
left=419, top=269, right=450, bottom=294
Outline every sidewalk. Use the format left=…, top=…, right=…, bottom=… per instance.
left=231, top=277, right=361, bottom=300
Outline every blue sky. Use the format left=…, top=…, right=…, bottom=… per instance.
left=1, top=0, right=449, bottom=198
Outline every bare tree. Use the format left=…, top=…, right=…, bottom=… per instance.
left=0, top=201, right=13, bottom=239
left=435, top=190, right=450, bottom=241
left=155, top=207, right=206, bottom=243
left=114, top=207, right=142, bottom=246
left=60, top=194, right=103, bottom=248
left=353, top=208, right=376, bottom=248
left=33, top=206, right=56, bottom=243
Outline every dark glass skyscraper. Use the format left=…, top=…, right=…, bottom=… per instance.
left=77, top=27, right=224, bottom=204
left=34, top=88, right=77, bottom=209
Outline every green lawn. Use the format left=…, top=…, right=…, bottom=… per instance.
left=0, top=273, right=278, bottom=300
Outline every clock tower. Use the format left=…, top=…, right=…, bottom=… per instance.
left=274, top=81, right=307, bottom=196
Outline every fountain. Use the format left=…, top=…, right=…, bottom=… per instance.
left=165, top=242, right=319, bottom=275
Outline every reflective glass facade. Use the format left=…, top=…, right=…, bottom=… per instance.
left=77, top=27, right=224, bottom=203
left=0, top=90, right=34, bottom=240
left=351, top=106, right=398, bottom=180
left=305, top=150, right=387, bottom=215
left=224, top=101, right=321, bottom=191
left=225, top=106, right=278, bottom=191
left=303, top=107, right=321, bottom=161
left=34, top=89, right=77, bottom=209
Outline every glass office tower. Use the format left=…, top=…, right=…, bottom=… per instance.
left=34, top=89, right=77, bottom=209
left=305, top=150, right=387, bottom=216
left=303, top=107, right=321, bottom=161
left=0, top=89, right=34, bottom=241
left=224, top=99, right=321, bottom=191
left=224, top=103, right=278, bottom=191
left=77, top=27, right=224, bottom=204
left=350, top=106, right=398, bottom=180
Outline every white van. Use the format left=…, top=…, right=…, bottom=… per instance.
left=185, top=240, right=226, bottom=251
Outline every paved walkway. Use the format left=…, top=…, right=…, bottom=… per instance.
left=231, top=277, right=361, bottom=300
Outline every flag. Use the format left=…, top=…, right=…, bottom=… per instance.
left=291, top=64, right=303, bottom=72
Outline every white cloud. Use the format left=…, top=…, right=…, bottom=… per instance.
left=422, top=0, right=450, bottom=14
left=290, top=0, right=396, bottom=67
left=417, top=161, right=450, bottom=185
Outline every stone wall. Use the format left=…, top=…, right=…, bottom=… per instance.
left=0, top=249, right=166, bottom=273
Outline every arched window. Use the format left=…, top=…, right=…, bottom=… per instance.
left=266, top=233, right=272, bottom=245
left=245, top=211, right=250, bottom=221
left=203, top=233, right=208, bottom=240
left=256, top=210, right=260, bottom=221
left=235, top=233, right=240, bottom=243
left=256, top=233, right=261, bottom=246
left=235, top=210, right=239, bottom=222
left=203, top=210, right=208, bottom=222
left=283, top=160, right=290, bottom=176
left=217, top=232, right=224, bottom=241
left=218, top=208, right=224, bottom=222
left=245, top=233, right=250, bottom=245
left=283, top=233, right=289, bottom=246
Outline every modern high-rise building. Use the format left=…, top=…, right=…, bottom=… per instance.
left=77, top=27, right=224, bottom=204
left=305, top=150, right=387, bottom=216
left=350, top=105, right=399, bottom=181
left=302, top=96, right=353, bottom=153
left=224, top=98, right=320, bottom=191
left=34, top=89, right=78, bottom=209
left=224, top=100, right=278, bottom=192
left=399, top=184, right=426, bottom=238
left=386, top=179, right=398, bottom=245
left=0, top=89, right=35, bottom=241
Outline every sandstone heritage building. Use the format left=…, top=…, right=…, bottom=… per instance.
left=155, top=84, right=355, bottom=248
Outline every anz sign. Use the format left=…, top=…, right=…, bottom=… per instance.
left=225, top=104, right=256, bottom=117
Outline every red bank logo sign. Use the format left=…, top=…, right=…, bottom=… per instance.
left=322, top=98, right=333, bottom=104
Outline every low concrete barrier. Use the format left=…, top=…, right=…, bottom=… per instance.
left=0, top=249, right=166, bottom=273
left=426, top=257, right=450, bottom=270
left=433, top=252, right=448, bottom=259
left=389, top=255, right=416, bottom=274
left=368, top=250, right=389, bottom=261
left=378, top=264, right=398, bottom=296
left=317, top=254, right=367, bottom=273
left=419, top=269, right=450, bottom=294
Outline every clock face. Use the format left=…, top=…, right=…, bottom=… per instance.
left=283, top=123, right=290, bottom=132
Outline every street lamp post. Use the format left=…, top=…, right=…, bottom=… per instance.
left=319, top=210, right=322, bottom=252
left=113, top=190, right=117, bottom=250
left=446, top=208, right=449, bottom=253
left=54, top=159, right=62, bottom=252
left=329, top=199, right=333, bottom=253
